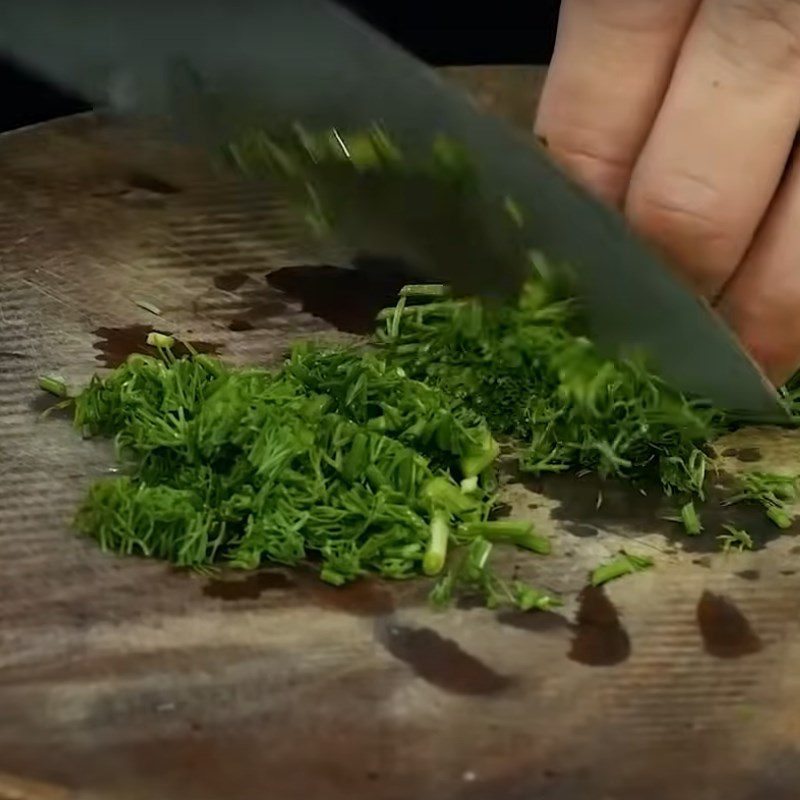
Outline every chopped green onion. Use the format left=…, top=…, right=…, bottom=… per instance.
left=680, top=501, right=703, bottom=536
left=460, top=521, right=550, bottom=554
left=38, top=375, right=68, bottom=398
left=423, top=511, right=450, bottom=576
left=717, top=525, right=754, bottom=553
left=146, top=332, right=174, bottom=349
left=591, top=551, right=653, bottom=587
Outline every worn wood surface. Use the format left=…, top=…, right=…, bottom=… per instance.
left=2, top=66, right=800, bottom=800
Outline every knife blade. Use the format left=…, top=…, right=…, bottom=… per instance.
left=0, top=0, right=784, bottom=417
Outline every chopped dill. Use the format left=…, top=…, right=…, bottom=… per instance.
left=64, top=342, right=547, bottom=608
left=718, top=525, right=754, bottom=553
left=723, top=471, right=798, bottom=529
left=42, top=125, right=800, bottom=607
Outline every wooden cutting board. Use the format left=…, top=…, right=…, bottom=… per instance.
left=2, top=67, right=800, bottom=800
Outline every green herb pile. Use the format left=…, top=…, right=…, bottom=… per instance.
left=723, top=471, right=798, bottom=529
left=59, top=342, right=556, bottom=607
left=229, top=125, right=728, bottom=500
left=233, top=124, right=799, bottom=531
left=377, top=278, right=800, bottom=544
left=40, top=126, right=800, bottom=606
left=377, top=280, right=724, bottom=500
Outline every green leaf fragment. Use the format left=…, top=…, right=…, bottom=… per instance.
left=725, top=471, right=798, bottom=529
left=459, top=520, right=550, bottom=554
left=428, top=572, right=456, bottom=609
left=767, top=506, right=793, bottom=530
left=680, top=500, right=703, bottom=536
left=460, top=475, right=479, bottom=494
left=146, top=331, right=175, bottom=348
left=39, top=375, right=68, bottom=398
left=717, top=525, right=754, bottom=553
left=429, top=536, right=560, bottom=612
left=134, top=298, right=162, bottom=316
left=504, top=196, right=524, bottom=227
left=400, top=284, right=448, bottom=298
left=421, top=477, right=481, bottom=516
left=320, top=567, right=349, bottom=586
left=591, top=551, right=654, bottom=587
left=512, top=583, right=559, bottom=612
left=423, top=511, right=450, bottom=576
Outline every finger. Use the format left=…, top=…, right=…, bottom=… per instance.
left=535, top=0, right=700, bottom=206
left=717, top=148, right=800, bottom=385
left=626, top=0, right=800, bottom=297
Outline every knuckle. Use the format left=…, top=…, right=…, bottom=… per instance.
left=537, top=126, right=634, bottom=203
left=627, top=182, right=729, bottom=247
left=548, top=140, right=631, bottom=178
left=626, top=176, right=740, bottom=289
left=710, top=0, right=800, bottom=74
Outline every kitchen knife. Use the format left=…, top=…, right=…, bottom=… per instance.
left=0, top=0, right=784, bottom=417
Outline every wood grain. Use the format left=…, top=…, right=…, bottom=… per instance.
left=2, top=67, right=800, bottom=800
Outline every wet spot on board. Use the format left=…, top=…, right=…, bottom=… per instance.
left=104, top=172, right=181, bottom=207
left=265, top=255, right=421, bottom=335
left=214, top=271, right=250, bottom=292
left=525, top=472, right=672, bottom=541
left=29, top=392, right=72, bottom=419
left=497, top=609, right=570, bottom=634
left=693, top=556, right=712, bottom=568
left=568, top=585, right=630, bottom=666
left=722, top=447, right=762, bottom=463
left=203, top=571, right=295, bottom=601
left=93, top=325, right=219, bottom=368
left=567, top=523, right=600, bottom=538
left=376, top=621, right=512, bottom=695
left=455, top=594, right=491, bottom=611
left=520, top=470, right=782, bottom=553
left=791, top=545, right=800, bottom=555
left=306, top=578, right=396, bottom=617
left=227, top=318, right=255, bottom=332
left=489, top=503, right=513, bottom=520
left=203, top=569, right=397, bottom=615
left=127, top=171, right=181, bottom=195
left=780, top=569, right=796, bottom=576
left=697, top=591, right=762, bottom=659
left=234, top=299, right=290, bottom=331
left=735, top=569, right=760, bottom=581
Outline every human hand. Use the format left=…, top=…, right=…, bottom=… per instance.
left=535, top=0, right=800, bottom=385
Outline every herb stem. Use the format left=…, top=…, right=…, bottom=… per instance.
left=461, top=521, right=550, bottom=554
left=680, top=501, right=703, bottom=536
left=424, top=511, right=450, bottom=576
left=38, top=375, right=68, bottom=398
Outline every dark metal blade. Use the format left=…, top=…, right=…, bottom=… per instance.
left=0, top=0, right=784, bottom=416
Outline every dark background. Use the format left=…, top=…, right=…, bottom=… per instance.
left=0, top=1, right=560, bottom=133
